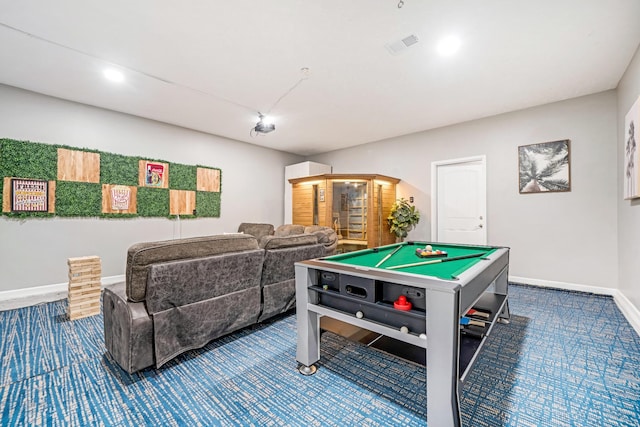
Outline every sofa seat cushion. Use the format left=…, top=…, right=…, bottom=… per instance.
left=126, top=234, right=259, bottom=302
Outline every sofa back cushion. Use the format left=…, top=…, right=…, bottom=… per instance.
left=260, top=243, right=325, bottom=288
left=304, top=226, right=338, bottom=254
left=237, top=223, right=274, bottom=240
left=125, top=234, right=259, bottom=302
left=145, top=249, right=264, bottom=314
left=274, top=224, right=305, bottom=237
left=259, top=234, right=318, bottom=249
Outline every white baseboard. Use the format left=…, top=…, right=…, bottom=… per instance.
left=0, top=275, right=125, bottom=311
left=611, top=290, right=640, bottom=337
left=3, top=274, right=639, bottom=337
left=510, top=275, right=640, bottom=336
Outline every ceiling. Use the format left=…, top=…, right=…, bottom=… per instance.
left=1, top=1, right=639, bottom=156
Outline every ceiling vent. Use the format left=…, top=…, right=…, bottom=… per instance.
left=386, top=34, right=420, bottom=55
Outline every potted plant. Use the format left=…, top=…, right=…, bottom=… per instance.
left=387, top=198, right=420, bottom=241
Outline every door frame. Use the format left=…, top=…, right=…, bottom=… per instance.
left=431, top=155, right=487, bottom=244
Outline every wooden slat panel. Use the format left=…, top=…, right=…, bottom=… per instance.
left=101, top=184, right=138, bottom=214
left=48, top=180, right=56, bottom=213
left=197, top=167, right=221, bottom=192
left=292, top=184, right=314, bottom=226
left=323, top=179, right=334, bottom=228
left=380, top=183, right=397, bottom=246
left=169, top=189, right=196, bottom=215
left=2, top=177, right=11, bottom=213
left=57, top=148, right=100, bottom=183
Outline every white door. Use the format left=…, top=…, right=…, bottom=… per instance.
left=431, top=156, right=487, bottom=245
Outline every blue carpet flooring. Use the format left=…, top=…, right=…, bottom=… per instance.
left=1, top=284, right=640, bottom=426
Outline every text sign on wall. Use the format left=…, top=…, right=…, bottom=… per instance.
left=11, top=178, right=48, bottom=212
left=110, top=185, right=131, bottom=210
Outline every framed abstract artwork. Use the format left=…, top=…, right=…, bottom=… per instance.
left=624, top=96, right=640, bottom=200
left=518, top=139, right=571, bottom=194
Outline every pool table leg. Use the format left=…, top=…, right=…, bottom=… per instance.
left=295, top=265, right=321, bottom=373
left=426, top=288, right=462, bottom=427
left=494, top=266, right=511, bottom=323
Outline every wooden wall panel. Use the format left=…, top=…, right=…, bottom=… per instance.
left=169, top=189, right=196, bottom=215
left=317, top=179, right=327, bottom=226
left=48, top=181, right=56, bottom=213
left=322, top=179, right=333, bottom=228
left=138, top=160, right=169, bottom=189
left=197, top=167, right=220, bottom=192
left=380, top=183, right=397, bottom=246
left=57, top=148, right=100, bottom=183
left=2, top=177, right=11, bottom=213
left=366, top=180, right=376, bottom=247
left=292, top=184, right=314, bottom=225
left=101, top=184, right=137, bottom=214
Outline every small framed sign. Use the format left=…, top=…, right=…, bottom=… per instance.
left=11, top=178, right=49, bottom=212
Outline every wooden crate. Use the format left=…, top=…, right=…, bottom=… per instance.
left=67, top=256, right=102, bottom=320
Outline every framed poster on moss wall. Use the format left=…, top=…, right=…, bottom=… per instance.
left=11, top=178, right=49, bottom=212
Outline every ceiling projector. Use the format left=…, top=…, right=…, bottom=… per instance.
left=254, top=114, right=275, bottom=134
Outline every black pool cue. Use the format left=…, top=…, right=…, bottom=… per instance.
left=374, top=244, right=403, bottom=268
left=386, top=252, right=486, bottom=270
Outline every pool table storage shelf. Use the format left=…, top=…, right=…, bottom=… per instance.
left=308, top=271, right=507, bottom=379
left=295, top=241, right=510, bottom=427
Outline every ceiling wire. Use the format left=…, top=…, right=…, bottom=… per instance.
left=0, top=21, right=257, bottom=114
left=3, top=21, right=313, bottom=136
left=265, top=70, right=310, bottom=115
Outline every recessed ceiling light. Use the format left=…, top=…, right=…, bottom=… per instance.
left=103, top=68, right=124, bottom=83
left=436, top=36, right=461, bottom=56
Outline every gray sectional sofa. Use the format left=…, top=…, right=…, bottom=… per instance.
left=103, top=232, right=327, bottom=373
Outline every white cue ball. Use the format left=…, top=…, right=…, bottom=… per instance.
left=356, top=311, right=364, bottom=319
left=400, top=326, right=409, bottom=334
left=419, top=333, right=427, bottom=340
left=425, top=245, right=433, bottom=251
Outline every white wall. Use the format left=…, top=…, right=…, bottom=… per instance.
left=310, top=91, right=619, bottom=290
left=0, top=84, right=302, bottom=293
left=617, top=45, right=640, bottom=310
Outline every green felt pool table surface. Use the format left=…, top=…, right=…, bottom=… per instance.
left=323, top=241, right=498, bottom=280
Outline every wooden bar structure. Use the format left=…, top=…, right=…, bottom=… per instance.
left=289, top=174, right=400, bottom=250
left=67, top=256, right=102, bottom=320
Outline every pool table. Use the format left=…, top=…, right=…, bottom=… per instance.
left=295, top=241, right=510, bottom=427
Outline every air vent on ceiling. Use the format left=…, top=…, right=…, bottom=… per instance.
left=385, top=34, right=420, bottom=55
